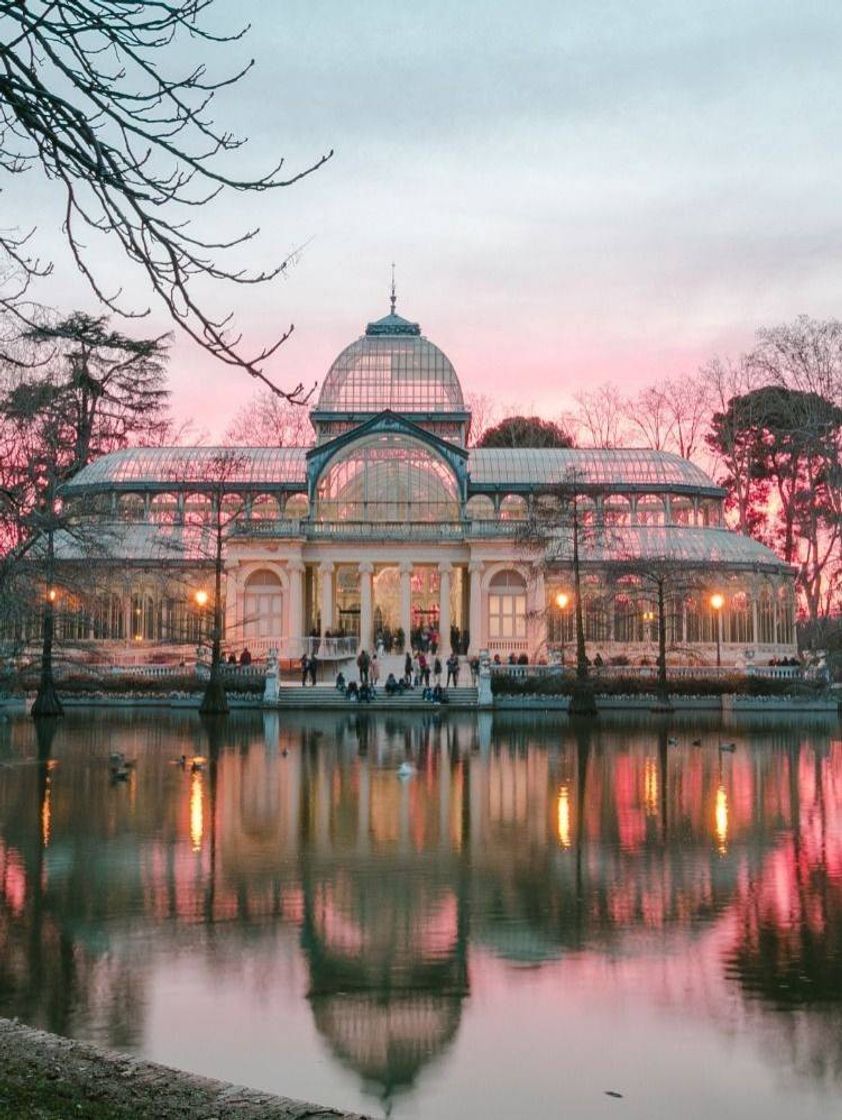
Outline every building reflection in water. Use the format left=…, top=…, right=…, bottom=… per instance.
left=1, top=710, right=842, bottom=1109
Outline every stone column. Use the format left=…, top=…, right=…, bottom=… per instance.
left=438, top=562, right=452, bottom=653
left=359, top=561, right=374, bottom=652
left=468, top=561, right=483, bottom=655
left=288, top=561, right=305, bottom=657
left=319, top=561, right=334, bottom=635
left=399, top=561, right=413, bottom=641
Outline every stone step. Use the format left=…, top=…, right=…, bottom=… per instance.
left=270, top=685, right=478, bottom=708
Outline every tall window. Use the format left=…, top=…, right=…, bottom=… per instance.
left=243, top=570, right=284, bottom=640
left=488, top=570, right=527, bottom=640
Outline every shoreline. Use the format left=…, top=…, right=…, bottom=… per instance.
left=0, top=1018, right=371, bottom=1120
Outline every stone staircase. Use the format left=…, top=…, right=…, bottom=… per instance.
left=269, top=683, right=478, bottom=709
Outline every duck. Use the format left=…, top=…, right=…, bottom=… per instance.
left=667, top=736, right=678, bottom=747
left=173, top=754, right=187, bottom=768
left=691, top=738, right=703, bottom=747
left=190, top=759, right=206, bottom=773
left=718, top=742, right=737, bottom=753
left=397, top=761, right=416, bottom=779
left=281, top=748, right=289, bottom=758
left=110, top=765, right=131, bottom=783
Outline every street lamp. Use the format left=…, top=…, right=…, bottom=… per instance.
left=710, top=593, right=724, bottom=668
left=555, top=591, right=570, bottom=666
left=194, top=589, right=209, bottom=643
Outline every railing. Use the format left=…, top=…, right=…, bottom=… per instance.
left=490, top=663, right=804, bottom=681
left=487, top=638, right=530, bottom=655
left=232, top=518, right=524, bottom=541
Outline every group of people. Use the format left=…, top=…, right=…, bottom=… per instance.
left=226, top=647, right=252, bottom=666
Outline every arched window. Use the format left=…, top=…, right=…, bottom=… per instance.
left=499, top=494, right=527, bottom=521
left=488, top=569, right=527, bottom=641
left=183, top=492, right=212, bottom=527
left=777, top=586, right=795, bottom=645
left=635, top=495, right=665, bottom=526
left=149, top=493, right=181, bottom=524
left=284, top=493, right=309, bottom=519
left=726, top=591, right=751, bottom=644
left=602, top=494, right=631, bottom=527
left=244, top=569, right=284, bottom=641
left=93, top=593, right=125, bottom=640
left=670, top=496, right=694, bottom=526
left=466, top=495, right=495, bottom=521
left=250, top=494, right=281, bottom=521
left=118, top=493, right=146, bottom=522
left=315, top=434, right=459, bottom=523
left=758, top=587, right=775, bottom=644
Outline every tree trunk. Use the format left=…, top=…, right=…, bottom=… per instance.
left=652, top=577, right=673, bottom=712
left=32, top=528, right=63, bottom=719
left=569, top=502, right=597, bottom=717
left=200, top=511, right=228, bottom=715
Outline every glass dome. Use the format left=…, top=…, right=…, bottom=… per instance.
left=315, top=310, right=465, bottom=414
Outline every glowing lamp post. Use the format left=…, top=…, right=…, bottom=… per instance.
left=710, top=593, right=724, bottom=668
left=555, top=591, right=570, bottom=667
left=194, top=589, right=209, bottom=642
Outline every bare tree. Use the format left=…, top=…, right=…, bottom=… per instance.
left=224, top=389, right=314, bottom=447
left=702, top=354, right=760, bottom=536
left=622, top=374, right=712, bottom=461
left=517, top=472, right=610, bottom=716
left=0, top=2, right=331, bottom=398
left=571, top=383, right=631, bottom=448
left=465, top=392, right=501, bottom=447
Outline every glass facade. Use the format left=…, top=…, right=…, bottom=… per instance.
left=315, top=434, right=460, bottom=523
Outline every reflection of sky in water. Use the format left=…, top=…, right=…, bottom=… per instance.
left=0, top=709, right=841, bottom=1119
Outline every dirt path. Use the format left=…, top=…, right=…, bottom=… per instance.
left=0, top=1018, right=372, bottom=1120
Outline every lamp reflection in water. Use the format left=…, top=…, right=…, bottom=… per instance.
left=40, top=774, right=52, bottom=848
left=644, top=757, right=658, bottom=818
left=556, top=785, right=571, bottom=849
left=714, top=783, right=729, bottom=854
left=190, top=768, right=204, bottom=852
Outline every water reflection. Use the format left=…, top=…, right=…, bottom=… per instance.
left=0, top=709, right=841, bottom=1116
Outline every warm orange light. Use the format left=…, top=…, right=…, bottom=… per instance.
left=47, top=588, right=57, bottom=602
left=556, top=785, right=571, bottom=849
left=40, top=776, right=52, bottom=848
left=194, top=589, right=209, bottom=607
left=710, top=593, right=725, bottom=612
left=644, top=757, right=658, bottom=818
left=190, top=769, right=204, bottom=852
left=715, top=783, right=729, bottom=854
left=642, top=610, right=655, bottom=622
left=555, top=592, right=570, bottom=610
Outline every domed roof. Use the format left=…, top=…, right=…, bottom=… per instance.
left=315, top=305, right=465, bottom=414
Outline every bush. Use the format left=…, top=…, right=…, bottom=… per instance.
left=490, top=673, right=825, bottom=698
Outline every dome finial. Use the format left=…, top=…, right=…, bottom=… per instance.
left=390, top=262, right=396, bottom=315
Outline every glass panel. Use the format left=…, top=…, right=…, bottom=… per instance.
left=315, top=434, right=459, bottom=523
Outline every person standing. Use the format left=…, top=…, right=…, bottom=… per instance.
left=446, top=653, right=458, bottom=687
left=433, top=656, right=442, bottom=685
left=300, top=653, right=309, bottom=686
left=404, top=651, right=412, bottom=685
left=370, top=654, right=380, bottom=687
left=357, top=648, right=370, bottom=685
left=309, top=652, right=318, bottom=686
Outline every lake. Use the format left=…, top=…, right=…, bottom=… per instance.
left=1, top=707, right=841, bottom=1119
